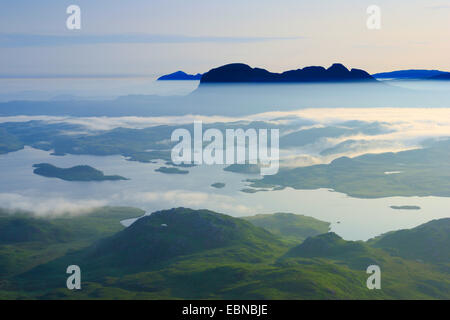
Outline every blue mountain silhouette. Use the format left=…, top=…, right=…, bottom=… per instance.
left=200, top=63, right=375, bottom=83
left=372, top=69, right=450, bottom=80
left=158, top=71, right=202, bottom=81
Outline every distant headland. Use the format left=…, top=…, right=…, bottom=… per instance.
left=372, top=69, right=450, bottom=80
left=157, top=71, right=203, bottom=81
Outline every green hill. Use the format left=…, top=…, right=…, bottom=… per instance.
left=369, top=218, right=450, bottom=263
left=0, top=212, right=70, bottom=244
left=0, top=207, right=143, bottom=278
left=283, top=232, right=383, bottom=270
left=243, top=212, right=330, bottom=244
left=286, top=233, right=367, bottom=258
left=86, top=208, right=282, bottom=270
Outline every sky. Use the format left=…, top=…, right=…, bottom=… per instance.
left=0, top=0, right=449, bottom=77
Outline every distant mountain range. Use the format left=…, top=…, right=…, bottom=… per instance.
left=158, top=66, right=450, bottom=83
left=200, top=63, right=375, bottom=83
left=157, top=71, right=202, bottom=81
left=372, top=69, right=450, bottom=80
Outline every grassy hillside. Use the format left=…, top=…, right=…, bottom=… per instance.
left=285, top=232, right=368, bottom=259
left=0, top=207, right=143, bottom=278
left=369, top=218, right=450, bottom=263
left=0, top=208, right=448, bottom=300
left=278, top=232, right=449, bottom=299
left=82, top=208, right=283, bottom=272
left=0, top=212, right=70, bottom=244
left=243, top=212, right=330, bottom=244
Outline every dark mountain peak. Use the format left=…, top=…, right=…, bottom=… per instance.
left=133, top=207, right=244, bottom=234
left=327, top=63, right=349, bottom=73
left=200, top=63, right=272, bottom=83
left=200, top=63, right=375, bottom=84
left=302, top=66, right=327, bottom=72
left=213, top=63, right=253, bottom=72
left=170, top=71, right=188, bottom=76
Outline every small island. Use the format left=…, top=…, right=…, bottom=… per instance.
left=240, top=188, right=268, bottom=194
left=32, top=163, right=128, bottom=181
left=224, top=164, right=261, bottom=174
left=165, top=161, right=196, bottom=168
left=390, top=205, right=421, bottom=210
left=211, top=182, right=226, bottom=189
left=155, top=166, right=189, bottom=174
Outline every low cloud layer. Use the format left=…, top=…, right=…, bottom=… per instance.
left=0, top=190, right=256, bottom=218
left=114, top=190, right=256, bottom=215
left=0, top=193, right=107, bottom=217
left=2, top=108, right=449, bottom=167
left=270, top=108, right=450, bottom=166
left=0, top=115, right=243, bottom=131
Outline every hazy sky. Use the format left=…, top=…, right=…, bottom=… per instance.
left=1, top=0, right=449, bottom=76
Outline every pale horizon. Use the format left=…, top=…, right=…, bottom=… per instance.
left=1, top=0, right=450, bottom=77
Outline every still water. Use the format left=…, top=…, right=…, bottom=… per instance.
left=1, top=147, right=449, bottom=241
